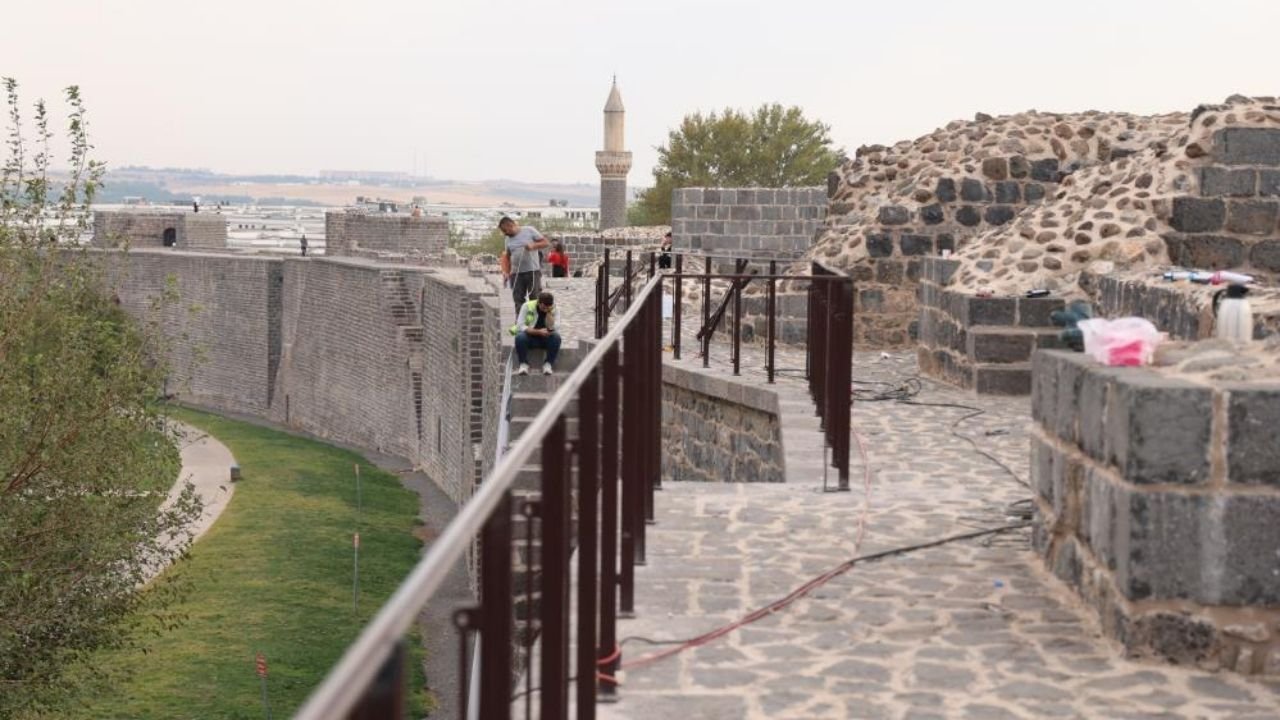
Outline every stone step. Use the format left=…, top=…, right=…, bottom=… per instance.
left=510, top=393, right=578, bottom=418
left=510, top=415, right=578, bottom=441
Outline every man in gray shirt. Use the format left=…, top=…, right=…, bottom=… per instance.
left=499, top=216, right=549, bottom=316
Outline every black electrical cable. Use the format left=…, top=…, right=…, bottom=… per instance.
left=897, top=398, right=1030, bottom=489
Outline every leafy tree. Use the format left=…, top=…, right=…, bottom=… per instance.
left=634, top=103, right=843, bottom=224
left=0, top=78, right=200, bottom=716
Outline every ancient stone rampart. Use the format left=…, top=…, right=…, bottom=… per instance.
left=1031, top=349, right=1280, bottom=675
left=104, top=249, right=503, bottom=508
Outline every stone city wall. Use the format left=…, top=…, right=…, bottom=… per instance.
left=104, top=248, right=503, bottom=511
left=917, top=257, right=1066, bottom=395
left=325, top=211, right=449, bottom=261
left=1031, top=349, right=1280, bottom=675
left=95, top=210, right=228, bottom=250
left=661, top=365, right=785, bottom=484
left=102, top=249, right=280, bottom=413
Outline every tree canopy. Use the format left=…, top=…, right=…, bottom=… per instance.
left=0, top=78, right=199, bottom=716
left=633, top=103, right=843, bottom=224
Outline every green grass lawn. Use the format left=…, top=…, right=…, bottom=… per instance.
left=49, top=407, right=428, bottom=719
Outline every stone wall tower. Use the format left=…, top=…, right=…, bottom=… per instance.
left=595, top=77, right=632, bottom=230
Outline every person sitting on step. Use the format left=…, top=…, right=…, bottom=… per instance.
left=509, top=291, right=560, bottom=376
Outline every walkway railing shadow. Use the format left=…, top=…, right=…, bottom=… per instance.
left=296, top=278, right=665, bottom=720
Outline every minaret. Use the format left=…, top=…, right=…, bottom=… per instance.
left=595, top=77, right=632, bottom=230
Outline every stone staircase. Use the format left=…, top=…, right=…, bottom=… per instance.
left=379, top=270, right=425, bottom=437
left=504, top=343, right=586, bottom=650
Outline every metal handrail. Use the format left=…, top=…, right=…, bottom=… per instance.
left=295, top=275, right=666, bottom=720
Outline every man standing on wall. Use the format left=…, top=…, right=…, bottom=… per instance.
left=499, top=216, right=549, bottom=316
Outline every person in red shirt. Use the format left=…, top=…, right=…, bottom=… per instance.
left=547, top=241, right=570, bottom=278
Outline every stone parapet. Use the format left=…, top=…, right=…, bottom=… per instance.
left=917, top=257, right=1066, bottom=394
left=1031, top=349, right=1280, bottom=675
left=661, top=364, right=784, bottom=484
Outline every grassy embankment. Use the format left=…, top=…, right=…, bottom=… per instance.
left=49, top=406, right=429, bottom=719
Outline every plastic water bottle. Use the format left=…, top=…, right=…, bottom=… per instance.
left=1214, top=284, right=1254, bottom=343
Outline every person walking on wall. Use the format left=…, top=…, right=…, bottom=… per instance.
left=547, top=240, right=570, bottom=278
left=499, top=216, right=548, bottom=315
left=300, top=234, right=309, bottom=257
left=509, top=291, right=560, bottom=376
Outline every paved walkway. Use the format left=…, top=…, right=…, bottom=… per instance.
left=143, top=422, right=237, bottom=584
left=596, top=349, right=1280, bottom=719
left=519, top=272, right=1280, bottom=718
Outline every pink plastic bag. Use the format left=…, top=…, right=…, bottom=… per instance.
left=1076, top=318, right=1162, bottom=366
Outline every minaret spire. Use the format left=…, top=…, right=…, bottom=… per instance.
left=596, top=77, right=632, bottom=230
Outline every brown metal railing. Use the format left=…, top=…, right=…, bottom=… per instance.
left=807, top=261, right=854, bottom=489
left=594, top=252, right=854, bottom=487
left=297, top=277, right=665, bottom=720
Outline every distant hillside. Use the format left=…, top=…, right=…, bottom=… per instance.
left=99, top=167, right=601, bottom=207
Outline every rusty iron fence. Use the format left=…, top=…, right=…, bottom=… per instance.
left=297, top=276, right=665, bottom=720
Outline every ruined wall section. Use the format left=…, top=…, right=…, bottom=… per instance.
left=814, top=110, right=1187, bottom=348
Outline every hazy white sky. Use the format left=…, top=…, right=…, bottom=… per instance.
left=5, top=0, right=1278, bottom=184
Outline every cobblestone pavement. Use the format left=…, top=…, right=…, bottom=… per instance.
left=531, top=274, right=1280, bottom=719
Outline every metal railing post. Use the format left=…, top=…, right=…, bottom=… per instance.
left=599, top=347, right=623, bottom=690
left=701, top=256, right=711, bottom=368
left=672, top=254, right=683, bottom=360
left=601, top=249, right=611, bottom=337
left=478, top=493, right=512, bottom=720
left=767, top=260, right=777, bottom=384
left=576, top=372, right=600, bottom=719
left=650, top=289, right=663, bottom=493
left=540, top=419, right=570, bottom=718
left=623, top=251, right=633, bottom=311
left=347, top=641, right=407, bottom=720
left=731, top=276, right=742, bottom=376
left=832, top=277, right=853, bottom=489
